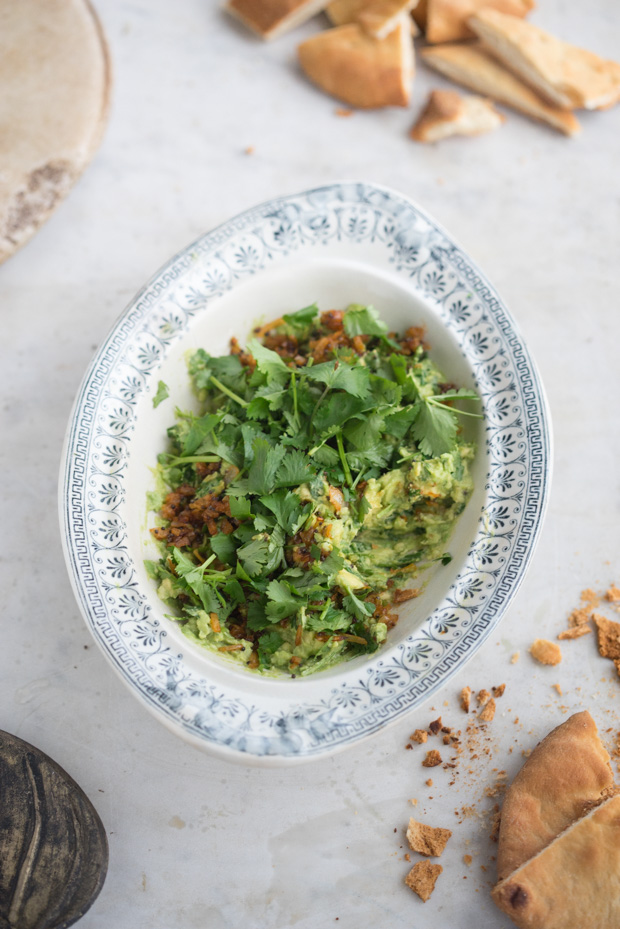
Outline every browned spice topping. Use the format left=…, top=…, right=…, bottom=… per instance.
left=411, top=729, right=428, bottom=744
left=460, top=685, right=472, bottom=712
left=478, top=698, right=496, bottom=723
left=422, top=750, right=443, bottom=768
left=530, top=639, right=562, bottom=666
left=405, top=860, right=442, bottom=902
left=406, top=818, right=452, bottom=857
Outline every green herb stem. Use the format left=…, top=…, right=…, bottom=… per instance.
left=336, top=433, right=353, bottom=487
left=209, top=375, right=248, bottom=408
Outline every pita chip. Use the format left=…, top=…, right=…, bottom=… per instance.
left=469, top=8, right=620, bottom=109
left=226, top=0, right=330, bottom=40
left=492, top=794, right=620, bottom=929
left=420, top=43, right=580, bottom=135
left=0, top=0, right=110, bottom=264
left=410, top=89, right=504, bottom=141
left=496, top=711, right=614, bottom=881
left=327, top=0, right=419, bottom=39
left=298, top=19, right=414, bottom=108
left=412, top=0, right=428, bottom=30
left=425, top=0, right=534, bottom=44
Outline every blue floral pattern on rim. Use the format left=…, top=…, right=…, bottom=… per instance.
left=60, top=183, right=551, bottom=761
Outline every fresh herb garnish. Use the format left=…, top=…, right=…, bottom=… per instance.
left=146, top=305, right=478, bottom=675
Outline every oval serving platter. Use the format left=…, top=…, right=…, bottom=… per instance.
left=59, top=182, right=552, bottom=765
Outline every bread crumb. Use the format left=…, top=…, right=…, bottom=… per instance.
left=511, top=652, right=520, bottom=664
left=478, top=697, right=496, bottom=722
left=553, top=683, right=563, bottom=696
left=422, top=749, right=443, bottom=767
left=405, top=860, right=442, bottom=901
left=425, top=778, right=433, bottom=787
left=404, top=852, right=411, bottom=861
left=593, top=613, right=620, bottom=660
left=406, top=818, right=452, bottom=857
left=477, top=689, right=491, bottom=707
left=460, top=686, right=472, bottom=712
left=567, top=606, right=592, bottom=628
left=605, top=585, right=620, bottom=603
left=410, top=798, right=418, bottom=806
left=244, top=145, right=255, bottom=155
left=492, top=683, right=506, bottom=698
left=581, top=588, right=600, bottom=608
left=335, top=107, right=353, bottom=117
left=530, top=639, right=562, bottom=666
left=463, top=854, right=472, bottom=866
left=558, top=625, right=592, bottom=640
left=429, top=717, right=443, bottom=735
left=411, top=729, right=428, bottom=744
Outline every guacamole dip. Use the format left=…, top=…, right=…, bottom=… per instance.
left=145, top=304, right=478, bottom=676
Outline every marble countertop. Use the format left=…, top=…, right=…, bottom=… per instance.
left=2, top=1, right=619, bottom=927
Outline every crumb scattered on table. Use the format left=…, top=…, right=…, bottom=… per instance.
left=478, top=698, right=496, bottom=722
left=411, top=729, right=428, bottom=744
left=335, top=107, right=353, bottom=117
left=477, top=689, right=491, bottom=707
left=593, top=614, right=620, bottom=660
left=405, top=860, right=443, bottom=902
left=406, top=818, right=452, bottom=857
left=558, top=625, right=592, bottom=640
left=460, top=685, right=471, bottom=712
left=530, top=638, right=562, bottom=666
left=422, top=749, right=443, bottom=767
left=463, top=854, right=472, bottom=866
left=492, top=683, right=506, bottom=698
left=511, top=652, right=520, bottom=664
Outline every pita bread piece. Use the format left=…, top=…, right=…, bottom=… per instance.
left=469, top=8, right=620, bottom=109
left=420, top=43, right=580, bottom=135
left=496, top=711, right=614, bottom=881
left=492, top=794, right=620, bottom=929
left=327, top=0, right=418, bottom=39
left=298, top=19, right=414, bottom=108
left=425, top=0, right=534, bottom=44
left=226, top=0, right=330, bottom=40
left=410, top=89, right=504, bottom=141
left=0, top=0, right=110, bottom=264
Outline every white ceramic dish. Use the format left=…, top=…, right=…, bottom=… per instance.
left=60, top=182, right=552, bottom=765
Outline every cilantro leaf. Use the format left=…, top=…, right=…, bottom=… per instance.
left=264, top=579, right=303, bottom=621
left=261, top=490, right=309, bottom=534
left=411, top=400, right=457, bottom=457
left=306, top=605, right=351, bottom=632
left=274, top=449, right=315, bottom=487
left=182, top=412, right=222, bottom=456
left=210, top=533, right=236, bottom=565
left=247, top=438, right=286, bottom=495
left=283, top=303, right=318, bottom=333
left=246, top=339, right=290, bottom=385
left=305, top=361, right=370, bottom=399
left=342, top=587, right=375, bottom=622
left=152, top=380, right=169, bottom=408
left=343, top=304, right=388, bottom=338
left=257, top=630, right=284, bottom=667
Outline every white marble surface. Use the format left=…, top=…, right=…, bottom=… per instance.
left=2, top=1, right=620, bottom=926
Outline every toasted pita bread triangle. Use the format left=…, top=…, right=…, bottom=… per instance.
left=298, top=19, right=414, bottom=108
left=425, top=0, right=534, bottom=44
left=420, top=43, right=580, bottom=135
left=226, top=0, right=329, bottom=40
left=469, top=8, right=620, bottom=109
left=0, top=0, right=110, bottom=264
left=327, top=0, right=418, bottom=39
left=496, top=711, right=614, bottom=881
left=492, top=793, right=620, bottom=929
left=410, top=89, right=504, bottom=141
